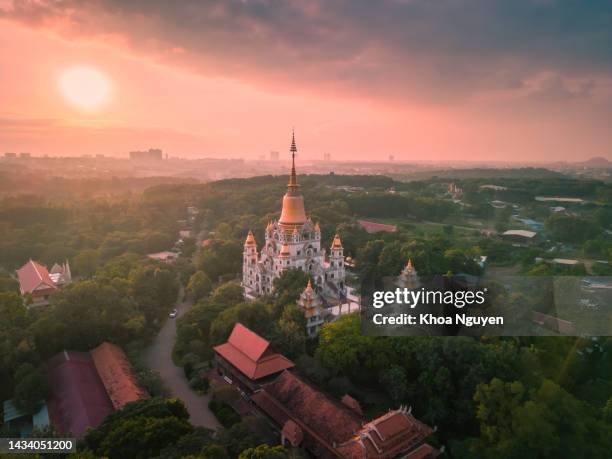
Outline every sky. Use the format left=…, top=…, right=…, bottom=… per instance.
left=0, top=0, right=611, bottom=162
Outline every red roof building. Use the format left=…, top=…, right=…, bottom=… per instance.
left=358, top=220, right=398, bottom=234
left=45, top=343, right=147, bottom=438
left=16, top=260, right=58, bottom=305
left=252, top=371, right=439, bottom=459
left=213, top=323, right=294, bottom=392
left=90, top=342, right=149, bottom=410
left=45, top=351, right=114, bottom=438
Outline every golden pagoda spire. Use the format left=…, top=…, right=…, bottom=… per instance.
left=288, top=128, right=298, bottom=190
left=279, top=130, right=307, bottom=226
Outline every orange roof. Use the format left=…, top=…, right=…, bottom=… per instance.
left=254, top=371, right=361, bottom=446
left=405, top=444, right=439, bottom=459
left=90, top=342, right=149, bottom=410
left=16, top=260, right=57, bottom=295
left=213, top=323, right=294, bottom=380
left=358, top=220, right=397, bottom=233
left=282, top=420, right=304, bottom=447
left=337, top=408, right=437, bottom=459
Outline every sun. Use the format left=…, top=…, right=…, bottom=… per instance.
left=59, top=66, right=112, bottom=111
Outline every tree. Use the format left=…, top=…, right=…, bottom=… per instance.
left=13, top=363, right=48, bottom=414
left=98, top=415, right=192, bottom=459
left=274, top=304, right=306, bottom=358
left=238, top=444, right=289, bottom=459
left=380, top=365, right=408, bottom=403
left=215, top=420, right=266, bottom=458
left=33, top=280, right=143, bottom=353
left=73, top=249, right=101, bottom=278
left=209, top=301, right=272, bottom=344
left=273, top=269, right=309, bottom=313
left=84, top=398, right=191, bottom=457
left=196, top=240, right=242, bottom=282
left=468, top=378, right=612, bottom=458
left=316, top=315, right=395, bottom=384
left=187, top=271, right=213, bottom=301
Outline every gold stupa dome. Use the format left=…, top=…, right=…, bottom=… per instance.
left=279, top=130, right=307, bottom=227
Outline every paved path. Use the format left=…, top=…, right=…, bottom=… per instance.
left=143, top=296, right=221, bottom=430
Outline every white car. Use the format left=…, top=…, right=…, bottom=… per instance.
left=169, top=309, right=178, bottom=318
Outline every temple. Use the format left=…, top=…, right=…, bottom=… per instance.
left=16, top=259, right=72, bottom=306
left=242, top=132, right=346, bottom=300
left=214, top=323, right=440, bottom=458
left=251, top=371, right=440, bottom=458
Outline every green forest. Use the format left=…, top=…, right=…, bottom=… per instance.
left=1, top=172, right=611, bottom=458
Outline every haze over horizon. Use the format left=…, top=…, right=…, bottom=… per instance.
left=1, top=0, right=611, bottom=162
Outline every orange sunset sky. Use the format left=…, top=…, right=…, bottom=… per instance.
left=0, top=0, right=611, bottom=161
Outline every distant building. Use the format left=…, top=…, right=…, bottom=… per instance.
left=535, top=196, right=584, bottom=203
left=179, top=229, right=192, bottom=239
left=49, top=261, right=72, bottom=287
left=297, top=280, right=325, bottom=338
left=147, top=251, right=179, bottom=263
left=532, top=312, right=575, bottom=335
left=270, top=150, right=280, bottom=161
left=4, top=152, right=17, bottom=158
left=129, top=148, right=163, bottom=161
left=323, top=152, right=331, bottom=161
left=552, top=258, right=581, bottom=268
left=46, top=342, right=148, bottom=438
left=358, top=220, right=397, bottom=234
left=448, top=182, right=463, bottom=199
left=501, top=229, right=538, bottom=244
left=251, top=371, right=440, bottom=458
left=2, top=400, right=50, bottom=437
left=19, top=153, right=31, bottom=159
left=389, top=154, right=395, bottom=161
left=16, top=260, right=71, bottom=306
left=480, top=184, right=507, bottom=191
left=213, top=323, right=294, bottom=393
left=490, top=200, right=507, bottom=209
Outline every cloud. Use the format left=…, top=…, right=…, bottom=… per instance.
left=1, top=0, right=611, bottom=106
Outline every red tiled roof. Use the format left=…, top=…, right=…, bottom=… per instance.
left=16, top=260, right=57, bottom=295
left=45, top=351, right=114, bottom=438
left=253, top=371, right=439, bottom=459
left=228, top=323, right=270, bottom=361
left=90, top=342, right=149, bottom=410
left=282, top=420, right=304, bottom=446
left=213, top=323, right=294, bottom=380
left=255, top=371, right=361, bottom=446
left=358, top=220, right=397, bottom=233
left=337, top=409, right=436, bottom=459
left=405, top=444, right=439, bottom=459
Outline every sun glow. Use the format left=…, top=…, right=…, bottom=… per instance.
left=59, top=66, right=111, bottom=110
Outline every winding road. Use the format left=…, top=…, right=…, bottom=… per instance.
left=142, top=295, right=220, bottom=430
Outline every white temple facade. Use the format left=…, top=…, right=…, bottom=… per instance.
left=242, top=132, right=346, bottom=300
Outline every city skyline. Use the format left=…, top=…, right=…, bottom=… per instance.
left=1, top=1, right=611, bottom=161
